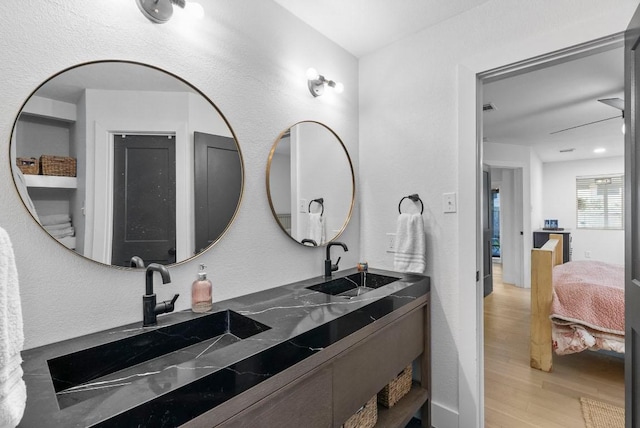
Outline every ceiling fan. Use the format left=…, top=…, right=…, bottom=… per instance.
left=550, top=97, right=624, bottom=135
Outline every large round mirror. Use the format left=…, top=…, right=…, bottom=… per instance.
left=10, top=60, right=243, bottom=267
left=266, top=121, right=354, bottom=246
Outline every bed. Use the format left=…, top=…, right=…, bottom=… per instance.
left=529, top=234, right=625, bottom=372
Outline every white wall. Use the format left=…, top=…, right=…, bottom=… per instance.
left=0, top=0, right=360, bottom=349
left=269, top=152, right=292, bottom=214
left=2, top=2, right=638, bottom=427
left=293, top=122, right=353, bottom=243
left=542, top=156, right=624, bottom=264
left=358, top=1, right=638, bottom=426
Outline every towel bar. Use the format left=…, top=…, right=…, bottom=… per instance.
left=309, top=198, right=324, bottom=216
left=398, top=194, right=424, bottom=214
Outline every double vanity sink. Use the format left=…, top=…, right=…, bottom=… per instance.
left=307, top=271, right=400, bottom=298
left=19, top=268, right=429, bottom=427
left=49, top=310, right=271, bottom=410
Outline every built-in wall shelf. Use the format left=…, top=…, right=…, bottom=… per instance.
left=24, top=175, right=77, bottom=189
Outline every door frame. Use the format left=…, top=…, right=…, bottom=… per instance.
left=85, top=120, right=189, bottom=264
left=457, top=32, right=624, bottom=427
left=483, top=164, right=526, bottom=287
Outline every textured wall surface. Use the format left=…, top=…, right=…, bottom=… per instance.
left=0, top=0, right=359, bottom=349
left=3, top=1, right=640, bottom=427
left=358, top=1, right=638, bottom=426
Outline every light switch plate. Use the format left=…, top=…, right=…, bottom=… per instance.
left=443, top=192, right=457, bottom=213
left=299, top=198, right=308, bottom=213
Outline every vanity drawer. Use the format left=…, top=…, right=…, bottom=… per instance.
left=217, top=366, right=332, bottom=428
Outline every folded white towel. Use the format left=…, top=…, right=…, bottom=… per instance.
left=393, top=213, right=426, bottom=274
left=49, top=227, right=75, bottom=239
left=0, top=227, right=26, bottom=428
left=308, top=213, right=325, bottom=246
left=39, top=214, right=71, bottom=226
left=43, top=222, right=72, bottom=232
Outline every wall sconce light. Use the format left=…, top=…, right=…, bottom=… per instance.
left=136, top=0, right=204, bottom=23
left=306, top=68, right=344, bottom=97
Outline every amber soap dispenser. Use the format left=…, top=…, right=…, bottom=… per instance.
left=192, top=264, right=213, bottom=313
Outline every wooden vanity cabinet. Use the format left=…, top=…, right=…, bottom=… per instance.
left=213, top=298, right=430, bottom=428
left=218, top=366, right=333, bottom=428
left=332, top=306, right=424, bottom=426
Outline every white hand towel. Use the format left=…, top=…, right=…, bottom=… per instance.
left=393, top=213, right=426, bottom=274
left=0, top=227, right=26, bottom=428
left=308, top=213, right=325, bottom=246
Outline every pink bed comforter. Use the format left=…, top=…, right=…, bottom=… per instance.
left=550, top=260, right=625, bottom=355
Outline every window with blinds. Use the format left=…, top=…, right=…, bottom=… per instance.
left=576, top=175, right=624, bottom=230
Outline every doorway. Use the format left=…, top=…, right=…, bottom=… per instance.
left=477, top=34, right=626, bottom=426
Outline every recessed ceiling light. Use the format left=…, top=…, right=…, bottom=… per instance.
left=594, top=148, right=606, bottom=154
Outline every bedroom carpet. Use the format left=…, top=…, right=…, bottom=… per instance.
left=580, top=397, right=624, bottom=428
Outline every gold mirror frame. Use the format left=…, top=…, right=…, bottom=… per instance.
left=9, top=60, right=244, bottom=269
left=266, top=121, right=355, bottom=246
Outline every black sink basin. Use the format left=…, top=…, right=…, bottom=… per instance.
left=307, top=272, right=400, bottom=298
left=47, top=310, right=270, bottom=409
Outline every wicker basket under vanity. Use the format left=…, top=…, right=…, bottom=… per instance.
left=378, top=364, right=412, bottom=408
left=16, top=157, right=39, bottom=175
left=40, top=155, right=76, bottom=177
left=343, top=395, right=377, bottom=428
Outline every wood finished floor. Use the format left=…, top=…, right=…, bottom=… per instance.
left=484, top=263, right=624, bottom=428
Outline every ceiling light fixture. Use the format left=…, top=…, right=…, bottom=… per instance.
left=136, top=0, right=204, bottom=23
left=306, top=68, right=344, bottom=97
left=594, top=148, right=606, bottom=154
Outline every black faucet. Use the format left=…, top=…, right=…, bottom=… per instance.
left=143, top=263, right=179, bottom=327
left=130, top=256, right=145, bottom=268
left=325, top=242, right=348, bottom=278
left=302, top=239, right=318, bottom=247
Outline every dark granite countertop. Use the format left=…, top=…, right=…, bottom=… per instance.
left=18, top=267, right=430, bottom=427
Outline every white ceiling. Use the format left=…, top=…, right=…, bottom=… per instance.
left=275, top=1, right=625, bottom=164
left=483, top=47, right=624, bottom=163
left=272, top=0, right=492, bottom=58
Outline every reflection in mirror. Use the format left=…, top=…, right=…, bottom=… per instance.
left=10, top=61, right=243, bottom=267
left=267, top=121, right=354, bottom=246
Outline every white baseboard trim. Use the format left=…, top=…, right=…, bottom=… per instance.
left=431, top=400, right=459, bottom=428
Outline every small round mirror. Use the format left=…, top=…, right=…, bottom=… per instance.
left=266, top=121, right=354, bottom=246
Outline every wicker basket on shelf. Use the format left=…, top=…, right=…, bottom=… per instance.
left=16, top=157, right=39, bottom=175
left=39, top=155, right=76, bottom=177
left=343, top=395, right=377, bottom=428
left=378, top=365, right=412, bottom=408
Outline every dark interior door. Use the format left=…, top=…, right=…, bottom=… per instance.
left=112, top=134, right=176, bottom=266
left=194, top=132, right=242, bottom=253
left=483, top=164, right=493, bottom=297
left=626, top=4, right=640, bottom=425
